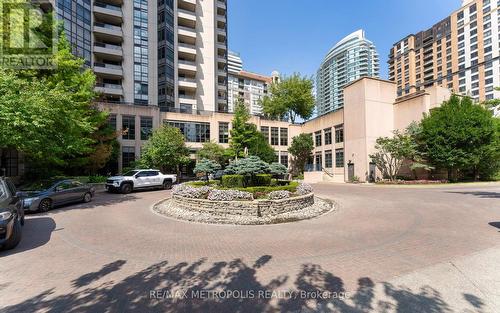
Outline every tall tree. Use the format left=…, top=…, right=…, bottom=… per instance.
left=196, top=141, right=230, bottom=166
left=138, top=125, right=190, bottom=174
left=229, top=100, right=259, bottom=158
left=0, top=32, right=106, bottom=173
left=369, top=129, right=419, bottom=181
left=260, top=73, right=315, bottom=123
left=419, top=95, right=497, bottom=180
left=288, top=133, right=314, bottom=175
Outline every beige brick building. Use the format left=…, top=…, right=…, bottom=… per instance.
left=389, top=0, right=500, bottom=102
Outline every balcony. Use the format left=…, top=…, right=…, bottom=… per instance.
left=178, top=8, right=196, bottom=22
left=178, top=77, right=197, bottom=89
left=93, top=22, right=123, bottom=40
left=95, top=83, right=123, bottom=96
left=94, top=2, right=123, bottom=23
left=178, top=59, right=197, bottom=72
left=178, top=94, right=197, bottom=105
left=217, top=27, right=226, bottom=36
left=94, top=42, right=123, bottom=59
left=217, top=69, right=227, bottom=76
left=93, top=62, right=123, bottom=78
left=178, top=43, right=196, bottom=56
left=217, top=14, right=226, bottom=23
left=217, top=55, right=227, bottom=63
left=178, top=25, right=196, bottom=40
left=217, top=0, right=226, bottom=9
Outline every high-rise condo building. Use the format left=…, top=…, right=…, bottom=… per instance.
left=228, top=50, right=243, bottom=74
left=388, top=0, right=500, bottom=101
left=51, top=0, right=228, bottom=113
left=316, top=30, right=380, bottom=116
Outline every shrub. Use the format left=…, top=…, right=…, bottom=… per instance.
left=269, top=162, right=288, bottom=177
left=233, top=181, right=300, bottom=196
left=87, top=175, right=107, bottom=183
left=187, top=180, right=218, bottom=187
left=207, top=189, right=253, bottom=201
left=221, top=175, right=245, bottom=188
left=193, top=159, right=221, bottom=184
left=296, top=183, right=313, bottom=195
left=172, top=184, right=212, bottom=199
left=268, top=190, right=290, bottom=200
left=252, top=174, right=272, bottom=187
left=223, top=156, right=271, bottom=186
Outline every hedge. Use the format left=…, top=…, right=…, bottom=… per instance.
left=252, top=174, right=272, bottom=187
left=221, top=175, right=245, bottom=188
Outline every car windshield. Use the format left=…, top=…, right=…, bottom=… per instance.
left=123, top=170, right=139, bottom=177
left=0, top=181, right=6, bottom=200
left=21, top=179, right=61, bottom=191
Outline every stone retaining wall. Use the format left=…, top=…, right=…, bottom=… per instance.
left=171, top=193, right=315, bottom=217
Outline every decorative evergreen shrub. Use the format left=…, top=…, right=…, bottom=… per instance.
left=221, top=175, right=245, bottom=188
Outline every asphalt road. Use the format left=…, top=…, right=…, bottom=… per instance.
left=0, top=183, right=499, bottom=312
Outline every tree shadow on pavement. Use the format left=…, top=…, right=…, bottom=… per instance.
left=445, top=191, right=500, bottom=199
left=488, top=222, right=500, bottom=232
left=0, top=255, right=481, bottom=313
left=26, top=192, right=144, bottom=215
left=0, top=217, right=55, bottom=257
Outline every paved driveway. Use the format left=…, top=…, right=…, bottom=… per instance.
left=0, top=183, right=499, bottom=312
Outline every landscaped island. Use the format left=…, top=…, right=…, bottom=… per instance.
left=153, top=156, right=333, bottom=225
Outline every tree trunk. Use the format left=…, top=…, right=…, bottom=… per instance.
left=447, top=168, right=452, bottom=181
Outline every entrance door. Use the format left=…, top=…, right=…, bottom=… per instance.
left=369, top=163, right=376, bottom=182
left=347, top=163, right=354, bottom=181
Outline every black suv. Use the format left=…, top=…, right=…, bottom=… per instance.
left=0, top=178, right=24, bottom=251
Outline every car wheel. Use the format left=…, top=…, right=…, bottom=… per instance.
left=162, top=180, right=172, bottom=190
left=2, top=219, right=22, bottom=251
left=121, top=183, right=132, bottom=194
left=38, top=199, right=52, bottom=213
left=83, top=192, right=92, bottom=203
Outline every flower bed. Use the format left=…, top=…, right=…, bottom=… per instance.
left=376, top=179, right=449, bottom=185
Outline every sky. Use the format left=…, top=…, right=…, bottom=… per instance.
left=228, top=0, right=461, bottom=80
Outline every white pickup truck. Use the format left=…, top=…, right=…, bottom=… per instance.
left=105, top=169, right=177, bottom=194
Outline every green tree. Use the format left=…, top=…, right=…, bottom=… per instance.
left=288, top=133, right=314, bottom=174
left=196, top=141, right=229, bottom=166
left=0, top=32, right=106, bottom=173
left=138, top=125, right=190, bottom=174
left=419, top=95, right=497, bottom=181
left=193, top=159, right=221, bottom=184
left=369, top=129, right=419, bottom=181
left=248, top=132, right=277, bottom=164
left=260, top=73, right=315, bottom=123
left=269, top=162, right=288, bottom=177
left=224, top=156, right=270, bottom=187
left=229, top=100, right=258, bottom=158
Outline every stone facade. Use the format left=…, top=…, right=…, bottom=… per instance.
left=171, top=193, right=314, bottom=218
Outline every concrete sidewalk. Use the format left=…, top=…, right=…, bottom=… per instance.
left=353, top=245, right=500, bottom=312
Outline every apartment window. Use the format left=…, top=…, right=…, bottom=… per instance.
left=122, top=147, right=135, bottom=169
left=167, top=120, right=210, bottom=143
left=335, top=125, right=344, bottom=143
left=280, top=128, right=288, bottom=146
left=325, top=150, right=333, bottom=168
left=335, top=149, right=344, bottom=168
left=261, top=126, right=269, bottom=143
left=122, top=116, right=136, bottom=140
left=271, top=127, right=279, bottom=146
left=457, top=11, right=464, bottom=20
left=324, top=128, right=332, bottom=145
left=280, top=152, right=288, bottom=167
left=108, top=114, right=117, bottom=130
left=315, top=131, right=322, bottom=147
left=140, top=117, right=153, bottom=140
left=219, top=122, right=229, bottom=144
left=485, top=78, right=493, bottom=85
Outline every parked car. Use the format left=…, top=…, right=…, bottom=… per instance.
left=105, top=169, right=177, bottom=194
left=0, top=177, right=24, bottom=251
left=21, top=179, right=95, bottom=213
